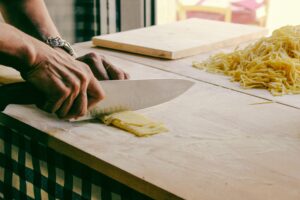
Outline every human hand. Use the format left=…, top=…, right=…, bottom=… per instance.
left=77, top=53, right=130, bottom=80
left=22, top=46, right=105, bottom=119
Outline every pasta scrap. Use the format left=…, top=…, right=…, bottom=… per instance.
left=193, top=25, right=300, bottom=96
left=100, top=111, right=168, bottom=137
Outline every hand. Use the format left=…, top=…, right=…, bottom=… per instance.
left=22, top=46, right=105, bottom=119
left=77, top=53, right=130, bottom=80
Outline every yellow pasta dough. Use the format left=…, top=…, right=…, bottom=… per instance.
left=101, top=111, right=168, bottom=137
left=193, top=25, right=300, bottom=96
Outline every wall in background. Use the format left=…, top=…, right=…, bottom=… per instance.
left=156, top=0, right=300, bottom=33
left=120, top=0, right=155, bottom=31
left=156, top=0, right=177, bottom=25
left=0, top=0, right=156, bottom=43
left=266, top=0, right=300, bottom=32
left=3, top=1, right=300, bottom=42
left=45, top=0, right=155, bottom=43
left=45, top=0, right=75, bottom=43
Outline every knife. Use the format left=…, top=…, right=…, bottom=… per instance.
left=0, top=79, right=194, bottom=120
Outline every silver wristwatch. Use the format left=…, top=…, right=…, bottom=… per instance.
left=45, top=37, right=76, bottom=57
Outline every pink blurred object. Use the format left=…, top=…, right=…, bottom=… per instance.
left=232, top=0, right=264, bottom=10
left=232, top=0, right=264, bottom=24
left=186, top=12, right=225, bottom=22
left=183, top=0, right=267, bottom=25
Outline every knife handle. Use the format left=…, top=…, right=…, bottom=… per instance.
left=0, top=82, right=43, bottom=111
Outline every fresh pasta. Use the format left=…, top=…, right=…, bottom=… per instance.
left=101, top=111, right=168, bottom=137
left=193, top=25, right=300, bottom=96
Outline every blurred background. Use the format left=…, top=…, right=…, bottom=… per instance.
left=44, top=0, right=156, bottom=43
left=157, top=0, right=300, bottom=33
left=1, top=0, right=300, bottom=44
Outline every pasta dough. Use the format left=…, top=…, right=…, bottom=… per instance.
left=101, top=111, right=168, bottom=137
left=193, top=25, right=300, bottom=96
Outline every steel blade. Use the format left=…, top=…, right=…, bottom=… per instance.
left=80, top=79, right=194, bottom=120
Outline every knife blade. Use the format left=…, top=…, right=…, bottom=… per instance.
left=0, top=79, right=194, bottom=119
left=85, top=79, right=194, bottom=119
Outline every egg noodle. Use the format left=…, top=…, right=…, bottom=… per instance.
left=193, top=26, right=300, bottom=96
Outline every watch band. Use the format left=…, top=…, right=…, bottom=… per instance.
left=45, top=37, right=76, bottom=57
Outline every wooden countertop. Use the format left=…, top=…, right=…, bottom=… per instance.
left=2, top=42, right=300, bottom=200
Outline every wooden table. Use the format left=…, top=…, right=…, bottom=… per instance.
left=2, top=40, right=300, bottom=200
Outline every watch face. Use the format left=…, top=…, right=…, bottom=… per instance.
left=53, top=39, right=64, bottom=46
left=52, top=39, right=60, bottom=46
left=48, top=37, right=64, bottom=47
left=46, top=37, right=75, bottom=56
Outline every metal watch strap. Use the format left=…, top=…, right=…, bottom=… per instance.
left=45, top=37, right=76, bottom=57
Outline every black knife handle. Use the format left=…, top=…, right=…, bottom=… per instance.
left=0, top=82, right=44, bottom=111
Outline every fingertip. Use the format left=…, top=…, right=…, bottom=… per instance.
left=69, top=92, right=88, bottom=119
left=43, top=101, right=57, bottom=114
left=125, top=72, right=130, bottom=80
left=87, top=79, right=105, bottom=109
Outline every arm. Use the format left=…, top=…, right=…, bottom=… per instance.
left=0, top=22, right=105, bottom=119
left=0, top=0, right=130, bottom=80
left=0, top=22, right=36, bottom=70
left=0, top=0, right=59, bottom=41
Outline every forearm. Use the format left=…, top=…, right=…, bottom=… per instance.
left=0, top=22, right=49, bottom=71
left=0, top=0, right=60, bottom=41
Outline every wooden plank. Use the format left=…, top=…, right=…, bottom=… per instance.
left=92, top=18, right=267, bottom=59
left=3, top=54, right=300, bottom=200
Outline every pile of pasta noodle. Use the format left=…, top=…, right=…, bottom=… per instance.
left=193, top=25, right=300, bottom=96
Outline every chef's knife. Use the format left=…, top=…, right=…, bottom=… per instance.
left=0, top=79, right=194, bottom=119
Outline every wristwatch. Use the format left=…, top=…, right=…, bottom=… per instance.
left=45, top=37, right=76, bottom=57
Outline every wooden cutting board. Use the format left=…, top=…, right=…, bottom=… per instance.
left=3, top=54, right=300, bottom=200
left=92, top=18, right=267, bottom=59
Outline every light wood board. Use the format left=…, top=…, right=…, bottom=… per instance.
left=3, top=54, right=300, bottom=200
left=92, top=18, right=267, bottom=59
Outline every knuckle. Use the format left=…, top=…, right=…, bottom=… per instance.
left=59, top=87, right=70, bottom=99
left=72, top=82, right=80, bottom=94
left=81, top=75, right=88, bottom=86
left=55, top=89, right=63, bottom=98
left=87, top=52, right=99, bottom=62
left=99, top=55, right=106, bottom=60
left=77, top=71, right=89, bottom=85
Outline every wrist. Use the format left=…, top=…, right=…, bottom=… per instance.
left=20, top=38, right=45, bottom=68
left=22, top=38, right=38, bottom=67
left=0, top=23, right=54, bottom=73
left=9, top=30, right=42, bottom=72
left=20, top=37, right=55, bottom=73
